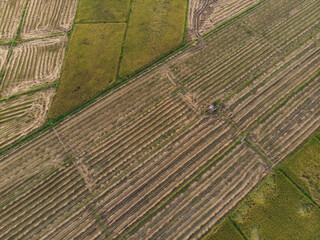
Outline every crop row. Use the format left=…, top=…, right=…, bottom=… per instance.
left=225, top=39, right=320, bottom=130
left=39, top=205, right=105, bottom=240
left=54, top=70, right=176, bottom=155
left=250, top=71, right=320, bottom=163
left=1, top=36, right=67, bottom=97
left=168, top=21, right=254, bottom=84
left=197, top=0, right=260, bottom=36
left=0, top=46, right=9, bottom=71
left=263, top=0, right=320, bottom=53
left=0, top=126, right=70, bottom=206
left=239, top=0, right=308, bottom=34
left=129, top=143, right=267, bottom=240
left=0, top=162, right=93, bottom=239
left=87, top=118, right=238, bottom=238
left=186, top=38, right=282, bottom=105
left=20, top=0, right=78, bottom=39
left=73, top=95, right=196, bottom=192
left=0, top=0, right=26, bottom=42
left=0, top=88, right=55, bottom=150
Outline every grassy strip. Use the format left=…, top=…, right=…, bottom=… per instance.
left=183, top=0, right=190, bottom=43
left=246, top=139, right=273, bottom=166
left=121, top=137, right=242, bottom=239
left=89, top=204, right=111, bottom=239
left=116, top=0, right=134, bottom=80
left=0, top=82, right=56, bottom=103
left=14, top=0, right=30, bottom=41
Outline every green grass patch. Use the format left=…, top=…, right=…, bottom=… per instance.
left=203, top=218, right=244, bottom=240
left=231, top=171, right=320, bottom=240
left=119, top=0, right=188, bottom=78
left=49, top=23, right=125, bottom=119
left=76, top=0, right=130, bottom=23
left=279, top=137, right=320, bottom=205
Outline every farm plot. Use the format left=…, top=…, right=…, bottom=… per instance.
left=0, top=88, right=55, bottom=150
left=129, top=142, right=267, bottom=240
left=224, top=40, right=320, bottom=130
left=0, top=35, right=67, bottom=97
left=118, top=0, right=188, bottom=77
left=20, top=0, right=78, bottom=39
left=49, top=24, right=126, bottom=118
left=188, top=0, right=260, bottom=40
left=185, top=38, right=282, bottom=106
left=230, top=171, right=320, bottom=240
left=279, top=137, right=320, bottom=205
left=76, top=0, right=130, bottom=23
left=262, top=0, right=320, bottom=53
left=249, top=71, right=320, bottom=163
left=88, top=117, right=238, bottom=239
left=168, top=21, right=254, bottom=84
left=0, top=127, right=71, bottom=206
left=0, top=45, right=9, bottom=72
left=0, top=0, right=26, bottom=42
left=0, top=162, right=95, bottom=240
left=73, top=95, right=197, bottom=192
left=53, top=70, right=176, bottom=155
left=239, top=0, right=307, bottom=34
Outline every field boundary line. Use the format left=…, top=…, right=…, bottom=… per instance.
left=116, top=0, right=134, bottom=79
left=14, top=0, right=30, bottom=41
left=120, top=137, right=242, bottom=239
left=278, top=169, right=320, bottom=209
left=246, top=139, right=273, bottom=167
left=228, top=216, right=248, bottom=240
left=239, top=20, right=282, bottom=53
left=89, top=204, right=112, bottom=239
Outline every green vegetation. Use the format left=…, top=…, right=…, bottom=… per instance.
left=280, top=137, right=320, bottom=205
left=49, top=24, right=125, bottom=118
left=119, top=0, right=188, bottom=77
left=76, top=0, right=130, bottom=23
left=203, top=219, right=244, bottom=240
left=231, top=171, right=320, bottom=240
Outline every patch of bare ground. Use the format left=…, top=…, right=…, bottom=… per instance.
left=0, top=88, right=55, bottom=150
left=0, top=0, right=26, bottom=42
left=0, top=45, right=9, bottom=71
left=20, top=0, right=78, bottom=39
left=0, top=35, right=67, bottom=97
left=129, top=142, right=267, bottom=240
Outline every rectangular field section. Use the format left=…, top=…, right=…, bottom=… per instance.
left=49, top=23, right=126, bottom=118
left=0, top=0, right=26, bottom=42
left=20, top=0, right=78, bottom=39
left=119, top=0, right=188, bottom=77
left=1, top=36, right=67, bottom=97
left=0, top=88, right=55, bottom=150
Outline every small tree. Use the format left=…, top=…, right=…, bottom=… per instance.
left=212, top=100, right=219, bottom=106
